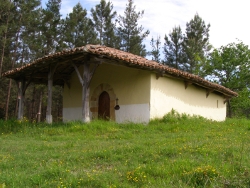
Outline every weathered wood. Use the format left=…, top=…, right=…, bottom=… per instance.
left=206, top=89, right=214, bottom=98
left=184, top=81, right=192, bottom=89
left=72, top=63, right=83, bottom=85
left=16, top=78, right=31, bottom=120
left=72, top=61, right=99, bottom=123
left=37, top=91, right=42, bottom=123
left=5, top=79, right=12, bottom=120
left=82, top=63, right=92, bottom=123
left=17, top=81, right=24, bottom=120
left=46, top=64, right=58, bottom=124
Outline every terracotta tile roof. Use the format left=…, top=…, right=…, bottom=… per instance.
left=2, top=44, right=238, bottom=98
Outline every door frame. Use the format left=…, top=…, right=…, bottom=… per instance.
left=90, top=83, right=116, bottom=120
left=98, top=91, right=110, bottom=120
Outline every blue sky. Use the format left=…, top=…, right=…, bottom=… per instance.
left=42, top=0, right=250, bottom=54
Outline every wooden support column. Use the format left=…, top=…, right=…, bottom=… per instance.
left=16, top=78, right=31, bottom=120
left=46, top=64, right=57, bottom=124
left=82, top=63, right=90, bottom=123
left=17, top=81, right=24, bottom=120
left=37, top=91, right=43, bottom=123
left=72, top=60, right=99, bottom=123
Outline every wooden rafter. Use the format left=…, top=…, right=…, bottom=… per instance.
left=184, top=81, right=192, bottom=89
left=206, top=89, right=214, bottom=98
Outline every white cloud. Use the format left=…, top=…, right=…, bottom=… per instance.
left=50, top=0, right=250, bottom=51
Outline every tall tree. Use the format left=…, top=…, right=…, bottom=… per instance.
left=117, top=0, right=149, bottom=56
left=91, top=0, right=117, bottom=47
left=0, top=0, right=13, bottom=78
left=19, top=0, right=43, bottom=62
left=230, top=88, right=250, bottom=118
left=207, top=41, right=250, bottom=117
left=183, top=13, right=211, bottom=75
left=62, top=3, right=98, bottom=49
left=40, top=0, right=62, bottom=55
left=148, top=35, right=161, bottom=63
left=4, top=0, right=41, bottom=120
left=163, top=26, right=185, bottom=70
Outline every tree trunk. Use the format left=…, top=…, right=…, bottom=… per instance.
left=5, top=24, right=22, bottom=120
left=5, top=79, right=12, bottom=120
left=227, top=100, right=232, bottom=118
left=0, top=2, right=11, bottom=78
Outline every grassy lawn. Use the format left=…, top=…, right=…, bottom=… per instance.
left=0, top=114, right=250, bottom=187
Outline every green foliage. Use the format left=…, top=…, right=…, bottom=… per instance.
left=62, top=3, right=97, bottom=49
left=161, top=109, right=203, bottom=124
left=148, top=35, right=161, bottom=62
left=117, top=0, right=150, bottom=57
left=231, top=88, right=250, bottom=118
left=41, top=0, right=62, bottom=54
left=163, top=26, right=185, bottom=70
left=207, top=41, right=250, bottom=118
left=207, top=41, right=250, bottom=90
left=91, top=0, right=118, bottom=47
left=183, top=13, right=211, bottom=76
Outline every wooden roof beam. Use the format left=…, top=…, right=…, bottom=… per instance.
left=184, top=81, right=192, bottom=89
left=206, top=89, right=214, bottom=98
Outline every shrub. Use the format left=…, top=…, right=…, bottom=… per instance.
left=162, top=109, right=192, bottom=124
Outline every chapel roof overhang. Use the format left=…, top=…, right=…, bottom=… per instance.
left=2, top=44, right=238, bottom=98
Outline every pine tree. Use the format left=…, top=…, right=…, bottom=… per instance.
left=62, top=3, right=97, bottom=49
left=0, top=0, right=13, bottom=78
left=90, top=0, right=117, bottom=47
left=117, top=0, right=149, bottom=56
left=183, top=13, right=211, bottom=75
left=163, top=26, right=185, bottom=70
left=4, top=0, right=41, bottom=120
left=19, top=0, right=42, bottom=61
left=148, top=35, right=161, bottom=63
left=40, top=0, right=62, bottom=55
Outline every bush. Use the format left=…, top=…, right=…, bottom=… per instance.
left=162, top=109, right=190, bottom=124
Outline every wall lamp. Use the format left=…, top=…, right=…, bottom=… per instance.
left=114, top=98, right=120, bottom=110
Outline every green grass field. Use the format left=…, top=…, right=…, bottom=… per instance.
left=0, top=112, right=250, bottom=187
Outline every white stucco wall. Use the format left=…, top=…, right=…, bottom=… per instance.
left=115, top=104, right=150, bottom=123
left=63, top=63, right=151, bottom=122
left=62, top=107, right=93, bottom=121
left=150, top=74, right=227, bottom=121
left=63, top=63, right=227, bottom=122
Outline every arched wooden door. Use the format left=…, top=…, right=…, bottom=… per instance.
left=98, top=91, right=110, bottom=120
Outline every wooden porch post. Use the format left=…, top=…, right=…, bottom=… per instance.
left=17, top=81, right=24, bottom=120
left=37, top=91, right=43, bottom=123
left=72, top=60, right=99, bottom=123
left=46, top=64, right=57, bottom=124
left=82, top=63, right=91, bottom=122
left=16, top=78, right=30, bottom=120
